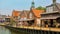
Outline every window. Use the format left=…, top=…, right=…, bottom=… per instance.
left=46, top=8, right=49, bottom=13
left=46, top=6, right=53, bottom=13
left=50, top=7, right=53, bottom=12
left=30, top=13, right=32, bottom=18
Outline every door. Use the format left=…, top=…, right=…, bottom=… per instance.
left=50, top=19, right=53, bottom=27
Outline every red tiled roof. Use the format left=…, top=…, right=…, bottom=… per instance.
left=12, top=10, right=20, bottom=16
left=32, top=9, right=44, bottom=18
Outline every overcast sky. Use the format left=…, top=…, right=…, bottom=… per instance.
left=0, top=0, right=60, bottom=16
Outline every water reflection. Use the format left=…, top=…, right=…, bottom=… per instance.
left=10, top=29, right=28, bottom=34
left=0, top=26, right=28, bottom=34
left=0, top=26, right=11, bottom=34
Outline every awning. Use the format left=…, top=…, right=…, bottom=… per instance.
left=18, top=19, right=34, bottom=21
left=41, top=16, right=60, bottom=20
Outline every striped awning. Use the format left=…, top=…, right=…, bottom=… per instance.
left=41, top=16, right=60, bottom=20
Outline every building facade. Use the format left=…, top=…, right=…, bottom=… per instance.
left=0, top=14, right=6, bottom=23
left=41, top=0, right=60, bottom=28
left=12, top=0, right=44, bottom=27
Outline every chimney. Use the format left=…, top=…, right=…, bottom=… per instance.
left=53, top=0, right=56, bottom=4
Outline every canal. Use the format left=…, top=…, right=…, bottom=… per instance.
left=0, top=26, right=28, bottom=34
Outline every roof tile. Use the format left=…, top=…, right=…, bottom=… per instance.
left=32, top=9, right=44, bottom=18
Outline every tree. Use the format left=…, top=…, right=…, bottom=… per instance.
left=36, top=6, right=46, bottom=10
left=10, top=18, right=16, bottom=26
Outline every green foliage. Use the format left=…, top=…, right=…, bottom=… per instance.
left=10, top=18, right=16, bottom=26
left=36, top=6, right=46, bottom=10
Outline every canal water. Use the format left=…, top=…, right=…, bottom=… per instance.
left=0, top=26, right=28, bottom=34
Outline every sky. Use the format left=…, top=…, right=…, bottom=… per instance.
left=0, top=0, right=60, bottom=16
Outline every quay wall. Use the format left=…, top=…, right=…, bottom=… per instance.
left=5, top=26, right=60, bottom=34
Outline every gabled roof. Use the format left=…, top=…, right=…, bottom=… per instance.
left=46, top=3, right=60, bottom=11
left=32, top=9, right=44, bottom=18
left=20, top=10, right=30, bottom=18
left=12, top=10, right=21, bottom=16
left=12, top=9, right=44, bottom=18
left=23, top=10, right=30, bottom=16
left=56, top=3, right=60, bottom=11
